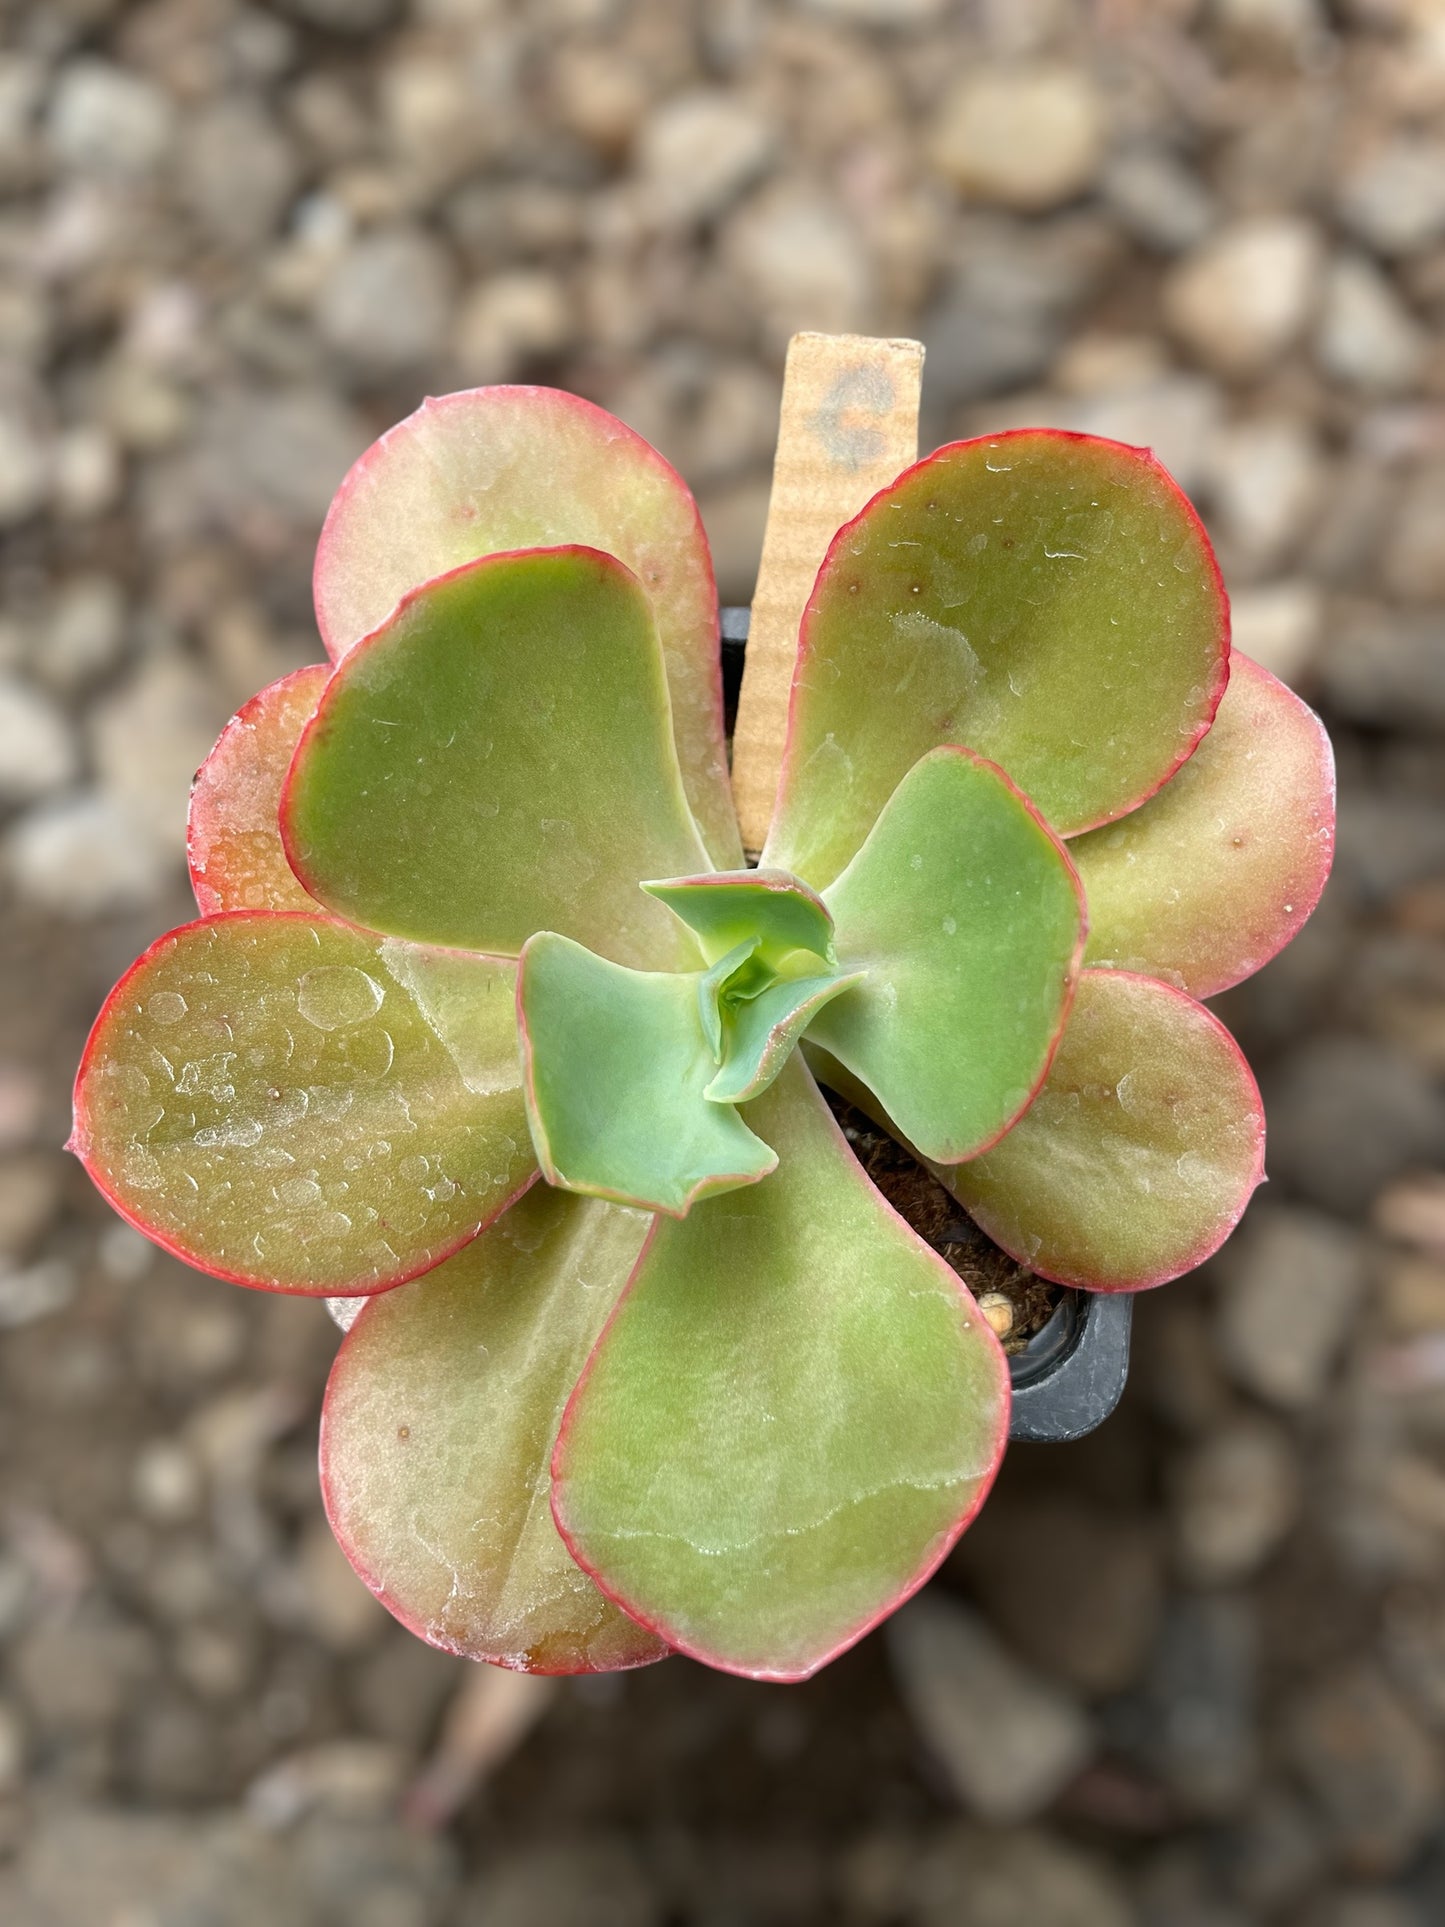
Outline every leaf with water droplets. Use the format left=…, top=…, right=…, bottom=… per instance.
left=1072, top=653, right=1335, bottom=997
left=313, top=385, right=739, bottom=867
left=188, top=665, right=329, bottom=915
left=284, top=548, right=712, bottom=969
left=322, top=1182, right=668, bottom=1673
left=551, top=1057, right=1010, bottom=1681
left=806, top=747, right=1086, bottom=1163
left=937, top=970, right=1265, bottom=1292
left=70, top=913, right=536, bottom=1294
left=765, top=430, right=1229, bottom=888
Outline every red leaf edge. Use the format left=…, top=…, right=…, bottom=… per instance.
left=68, top=908, right=537, bottom=1297
left=774, top=427, right=1232, bottom=847
left=548, top=1067, right=1013, bottom=1683
left=317, top=1303, right=671, bottom=1675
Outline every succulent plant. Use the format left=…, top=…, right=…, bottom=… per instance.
left=70, top=386, right=1333, bottom=1682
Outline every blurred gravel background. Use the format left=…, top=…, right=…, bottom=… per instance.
left=2, top=0, right=1445, bottom=1921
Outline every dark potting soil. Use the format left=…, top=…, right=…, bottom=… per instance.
left=821, top=1092, right=1066, bottom=1354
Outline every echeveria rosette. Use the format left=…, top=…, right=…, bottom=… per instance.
left=69, top=389, right=1334, bottom=1683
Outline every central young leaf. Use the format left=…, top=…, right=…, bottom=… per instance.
left=518, top=931, right=777, bottom=1216
left=643, top=869, right=836, bottom=970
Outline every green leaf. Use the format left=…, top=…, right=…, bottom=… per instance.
left=284, top=547, right=712, bottom=969
left=1073, top=653, right=1335, bottom=998
left=70, top=913, right=536, bottom=1294
left=551, top=1057, right=1010, bottom=1681
left=697, top=937, right=760, bottom=1062
left=188, top=665, right=328, bottom=915
left=765, top=429, right=1229, bottom=888
left=705, top=970, right=864, bottom=1105
left=313, top=386, right=741, bottom=868
left=807, top=747, right=1085, bottom=1164
left=938, top=970, right=1265, bottom=1291
left=642, top=869, right=836, bottom=969
left=321, top=1182, right=668, bottom=1674
left=518, top=931, right=777, bottom=1216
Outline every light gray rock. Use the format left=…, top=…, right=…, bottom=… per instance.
left=1216, top=1205, right=1367, bottom=1408
left=887, top=1592, right=1093, bottom=1821
left=1318, top=254, right=1427, bottom=394
left=462, top=1838, right=657, bottom=1927
left=637, top=89, right=775, bottom=225
left=317, top=227, right=456, bottom=372
left=46, top=59, right=174, bottom=179
left=1213, top=0, right=1327, bottom=42
left=32, top=573, right=126, bottom=692
left=0, top=398, right=49, bottom=526
left=180, top=99, right=300, bottom=250
left=272, top=0, right=400, bottom=30
left=1337, top=137, right=1445, bottom=257
left=1205, top=416, right=1323, bottom=572
left=1287, top=1666, right=1443, bottom=1874
left=914, top=1824, right=1135, bottom=1927
left=923, top=217, right=1112, bottom=405
left=6, top=789, right=172, bottom=914
left=1144, top=1592, right=1258, bottom=1813
left=1317, top=606, right=1445, bottom=732
left=931, top=66, right=1107, bottom=212
left=1227, top=581, right=1322, bottom=685
left=195, top=385, right=368, bottom=531
left=1102, top=145, right=1216, bottom=252
left=1384, top=459, right=1445, bottom=603
left=91, top=653, right=228, bottom=851
left=0, top=675, right=77, bottom=799
left=1163, top=217, right=1322, bottom=378
left=722, top=182, right=871, bottom=345
left=1263, top=1034, right=1445, bottom=1213
left=0, top=1154, right=63, bottom=1258
left=1173, top=1416, right=1301, bottom=1583
left=453, top=270, right=572, bottom=384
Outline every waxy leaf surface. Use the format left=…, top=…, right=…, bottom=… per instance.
left=643, top=870, right=835, bottom=969
left=940, top=971, right=1264, bottom=1291
left=519, top=932, right=777, bottom=1215
left=285, top=548, right=711, bottom=969
left=72, top=914, right=535, bottom=1293
left=313, top=385, right=740, bottom=867
left=705, top=969, right=864, bottom=1106
left=1073, top=653, right=1335, bottom=997
left=188, top=665, right=328, bottom=915
left=322, top=1183, right=668, bottom=1673
left=808, top=748, right=1085, bottom=1163
left=766, top=430, right=1228, bottom=887
left=552, top=1059, right=1010, bottom=1681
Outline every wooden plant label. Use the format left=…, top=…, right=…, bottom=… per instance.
left=730, top=330, right=923, bottom=858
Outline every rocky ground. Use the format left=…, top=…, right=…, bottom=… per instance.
left=2, top=0, right=1445, bottom=1920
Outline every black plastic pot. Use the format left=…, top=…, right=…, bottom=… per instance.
left=720, top=608, right=1133, bottom=1444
